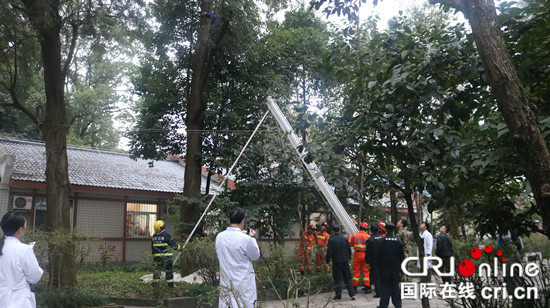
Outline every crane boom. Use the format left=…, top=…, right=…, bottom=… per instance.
left=267, top=98, right=359, bottom=235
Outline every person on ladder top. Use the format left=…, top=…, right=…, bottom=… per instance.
left=299, top=225, right=316, bottom=275
left=152, top=220, right=181, bottom=287
left=349, top=222, right=371, bottom=293
left=315, top=222, right=330, bottom=273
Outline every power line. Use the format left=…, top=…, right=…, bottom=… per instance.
left=126, top=128, right=277, bottom=134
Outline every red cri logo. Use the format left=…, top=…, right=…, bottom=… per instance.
left=458, top=245, right=507, bottom=277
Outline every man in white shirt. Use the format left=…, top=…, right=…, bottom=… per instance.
left=417, top=222, right=433, bottom=282
left=216, top=208, right=260, bottom=308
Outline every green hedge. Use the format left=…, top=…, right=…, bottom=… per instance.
left=37, top=289, right=107, bottom=308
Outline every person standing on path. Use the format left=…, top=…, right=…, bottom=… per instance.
left=435, top=225, right=453, bottom=283
left=216, top=208, right=260, bottom=308
left=326, top=224, right=356, bottom=301
left=315, top=222, right=330, bottom=273
left=396, top=219, right=411, bottom=256
left=365, top=223, right=384, bottom=298
left=349, top=222, right=371, bottom=293
left=417, top=222, right=434, bottom=282
left=374, top=222, right=404, bottom=308
left=299, top=225, right=316, bottom=275
left=151, top=220, right=180, bottom=287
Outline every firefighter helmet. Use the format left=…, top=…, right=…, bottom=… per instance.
left=378, top=221, right=386, bottom=228
left=308, top=225, right=315, bottom=230
left=154, top=220, right=165, bottom=233
left=321, top=222, right=329, bottom=228
left=360, top=222, right=369, bottom=229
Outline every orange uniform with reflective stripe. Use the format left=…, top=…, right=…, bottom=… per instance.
left=299, top=231, right=315, bottom=271
left=315, top=231, right=330, bottom=272
left=349, top=230, right=371, bottom=287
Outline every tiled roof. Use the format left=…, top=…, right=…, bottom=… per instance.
left=0, top=138, right=222, bottom=194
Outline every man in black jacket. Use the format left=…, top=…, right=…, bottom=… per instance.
left=365, top=223, right=383, bottom=298
left=326, top=225, right=356, bottom=301
left=374, top=222, right=404, bottom=308
left=435, top=225, right=453, bottom=283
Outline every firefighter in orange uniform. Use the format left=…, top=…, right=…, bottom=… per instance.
left=315, top=222, right=330, bottom=273
left=349, top=222, right=371, bottom=293
left=299, top=225, right=316, bottom=275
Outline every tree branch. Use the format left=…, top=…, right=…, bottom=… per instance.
left=349, top=149, right=406, bottom=193
left=63, top=21, right=79, bottom=76
left=429, top=0, right=466, bottom=14
left=2, top=86, right=40, bottom=126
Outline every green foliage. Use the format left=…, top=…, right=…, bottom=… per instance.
left=98, top=244, right=117, bottom=268
left=254, top=243, right=332, bottom=301
left=22, top=228, right=102, bottom=270
left=178, top=237, right=219, bottom=285
left=257, top=244, right=299, bottom=280
left=309, top=0, right=549, bottom=240
left=522, top=234, right=550, bottom=260
left=77, top=267, right=156, bottom=298
left=320, top=5, right=488, bottom=227
left=447, top=238, right=550, bottom=308
left=76, top=266, right=217, bottom=300
left=0, top=0, right=142, bottom=149
left=259, top=271, right=333, bottom=301
left=36, top=288, right=107, bottom=308
left=500, top=0, right=550, bottom=117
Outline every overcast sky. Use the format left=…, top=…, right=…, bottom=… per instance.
left=360, top=0, right=429, bottom=27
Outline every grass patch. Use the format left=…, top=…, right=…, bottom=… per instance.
left=80, top=267, right=216, bottom=298
left=37, top=288, right=107, bottom=308
left=34, top=267, right=219, bottom=305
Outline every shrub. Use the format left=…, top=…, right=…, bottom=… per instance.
left=445, top=238, right=550, bottom=308
left=178, top=237, right=219, bottom=285
left=521, top=234, right=550, bottom=259
left=257, top=243, right=298, bottom=280
left=258, top=271, right=333, bottom=300
left=37, top=288, right=107, bottom=308
left=98, top=244, right=117, bottom=268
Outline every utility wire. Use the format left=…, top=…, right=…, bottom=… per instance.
left=173, top=110, right=270, bottom=266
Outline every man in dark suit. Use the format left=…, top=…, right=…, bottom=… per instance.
left=326, top=225, right=356, bottom=301
left=374, top=222, right=404, bottom=308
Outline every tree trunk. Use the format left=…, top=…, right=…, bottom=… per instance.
left=403, top=188, right=430, bottom=308
left=462, top=0, right=550, bottom=236
left=390, top=188, right=398, bottom=225
left=358, top=164, right=364, bottom=222
left=21, top=0, right=76, bottom=288
left=392, top=144, right=430, bottom=308
left=180, top=0, right=214, bottom=275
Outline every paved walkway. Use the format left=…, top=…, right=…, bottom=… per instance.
left=260, top=291, right=450, bottom=308
left=122, top=291, right=451, bottom=308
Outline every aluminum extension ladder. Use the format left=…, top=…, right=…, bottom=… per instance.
left=267, top=98, right=358, bottom=235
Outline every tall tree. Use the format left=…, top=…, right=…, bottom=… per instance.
left=312, top=0, right=550, bottom=242
left=427, top=0, right=550, bottom=236
left=0, top=0, right=144, bottom=287
left=315, top=6, right=487, bottom=307
left=18, top=0, right=76, bottom=287
left=130, top=0, right=290, bottom=251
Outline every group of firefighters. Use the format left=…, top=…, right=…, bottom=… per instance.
left=298, top=221, right=331, bottom=274
left=299, top=220, right=395, bottom=295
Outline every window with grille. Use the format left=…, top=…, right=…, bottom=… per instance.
left=126, top=203, right=157, bottom=238
left=33, top=197, right=74, bottom=229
